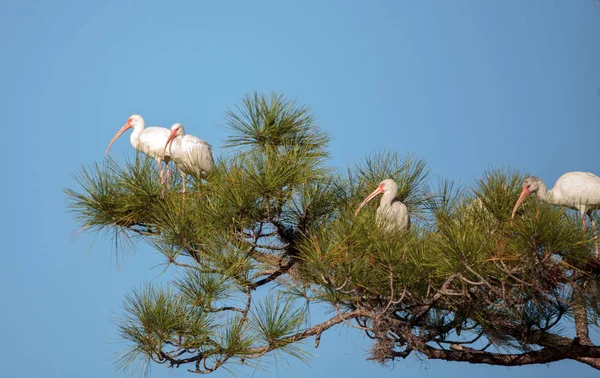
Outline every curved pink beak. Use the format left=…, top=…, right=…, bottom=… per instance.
left=162, top=128, right=178, bottom=160
left=511, top=186, right=531, bottom=219
left=106, top=119, right=132, bottom=155
left=354, top=185, right=384, bottom=216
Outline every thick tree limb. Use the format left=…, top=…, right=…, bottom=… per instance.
left=392, top=344, right=600, bottom=367
left=572, top=281, right=593, bottom=345
left=576, top=357, right=600, bottom=370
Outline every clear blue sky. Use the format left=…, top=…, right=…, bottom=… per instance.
left=1, top=1, right=599, bottom=377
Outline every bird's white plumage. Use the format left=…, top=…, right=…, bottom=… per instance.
left=135, top=126, right=172, bottom=161
left=106, top=114, right=172, bottom=185
left=163, top=123, right=215, bottom=193
left=376, top=179, right=410, bottom=232
left=107, top=115, right=171, bottom=160
left=549, top=172, right=600, bottom=210
left=167, top=132, right=215, bottom=178
left=515, top=172, right=600, bottom=217
left=355, top=178, right=410, bottom=232
left=512, top=172, right=600, bottom=256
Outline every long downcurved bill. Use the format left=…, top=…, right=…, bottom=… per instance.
left=162, top=129, right=178, bottom=160
left=511, top=186, right=530, bottom=219
left=105, top=120, right=132, bottom=155
left=354, top=186, right=383, bottom=216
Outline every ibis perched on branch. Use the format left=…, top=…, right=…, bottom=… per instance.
left=512, top=172, right=600, bottom=256
left=162, top=123, right=215, bottom=194
left=355, top=179, right=410, bottom=232
left=105, top=114, right=172, bottom=185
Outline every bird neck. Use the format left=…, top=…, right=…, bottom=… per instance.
left=129, top=124, right=144, bottom=149
left=379, top=191, right=397, bottom=209
left=534, top=182, right=555, bottom=204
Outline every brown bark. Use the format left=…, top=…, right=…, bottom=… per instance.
left=572, top=282, right=592, bottom=346
left=392, top=344, right=600, bottom=367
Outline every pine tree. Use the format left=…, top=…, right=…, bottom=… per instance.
left=65, top=92, right=600, bottom=375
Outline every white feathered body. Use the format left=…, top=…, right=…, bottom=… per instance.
left=377, top=191, right=410, bottom=232
left=546, top=172, right=600, bottom=211
left=167, top=134, right=215, bottom=178
left=131, top=126, right=172, bottom=162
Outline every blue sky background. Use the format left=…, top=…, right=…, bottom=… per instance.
left=1, top=1, right=599, bottom=377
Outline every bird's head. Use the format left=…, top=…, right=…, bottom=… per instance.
left=162, top=123, right=185, bottom=159
left=354, top=178, right=398, bottom=216
left=511, top=176, right=542, bottom=219
left=379, top=179, right=398, bottom=195
left=128, top=114, right=144, bottom=129
left=522, top=176, right=542, bottom=194
left=170, top=123, right=185, bottom=136
left=106, top=114, right=145, bottom=155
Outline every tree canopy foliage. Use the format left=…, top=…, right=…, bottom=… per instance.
left=66, top=92, right=600, bottom=375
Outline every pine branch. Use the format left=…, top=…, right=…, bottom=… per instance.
left=399, top=343, right=600, bottom=367
left=243, top=309, right=364, bottom=358
left=66, top=93, right=600, bottom=375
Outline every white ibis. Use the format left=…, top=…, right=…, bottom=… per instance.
left=162, top=123, right=215, bottom=194
left=511, top=172, right=600, bottom=256
left=354, top=179, right=410, bottom=232
left=105, top=114, right=172, bottom=185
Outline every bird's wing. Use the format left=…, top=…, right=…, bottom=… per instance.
left=392, top=201, right=410, bottom=230
left=555, top=172, right=600, bottom=205
left=180, top=135, right=216, bottom=175
left=582, top=172, right=600, bottom=181
left=377, top=200, right=410, bottom=231
left=139, top=127, right=171, bottom=158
